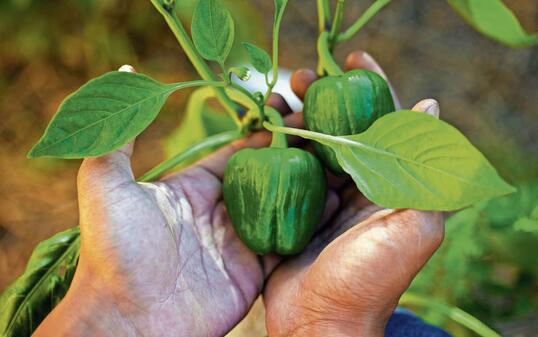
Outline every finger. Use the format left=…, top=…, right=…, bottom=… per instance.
left=290, top=69, right=318, bottom=101
left=412, top=99, right=440, bottom=118
left=78, top=65, right=137, bottom=193
left=267, top=93, right=292, bottom=116
left=345, top=51, right=401, bottom=109
left=195, top=112, right=304, bottom=179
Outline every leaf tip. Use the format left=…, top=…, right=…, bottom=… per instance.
left=27, top=144, right=41, bottom=159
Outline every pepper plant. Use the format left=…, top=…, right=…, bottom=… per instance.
left=1, top=0, right=536, bottom=336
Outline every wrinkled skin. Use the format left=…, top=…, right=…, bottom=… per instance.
left=34, top=54, right=444, bottom=337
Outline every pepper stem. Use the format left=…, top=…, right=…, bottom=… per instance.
left=317, top=31, right=344, bottom=76
left=265, top=107, right=288, bottom=148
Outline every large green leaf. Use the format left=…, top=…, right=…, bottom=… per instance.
left=267, top=110, right=515, bottom=210
left=448, top=0, right=538, bottom=47
left=0, top=228, right=80, bottom=337
left=191, top=0, right=235, bottom=65
left=27, top=72, right=220, bottom=159
left=336, top=111, right=515, bottom=210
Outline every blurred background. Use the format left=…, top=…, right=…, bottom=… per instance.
left=0, top=0, right=536, bottom=336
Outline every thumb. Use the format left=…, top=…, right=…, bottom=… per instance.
left=77, top=65, right=137, bottom=195
left=308, top=209, right=444, bottom=322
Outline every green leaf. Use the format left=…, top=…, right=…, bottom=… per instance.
left=243, top=42, right=272, bottom=74
left=191, top=0, right=235, bottom=65
left=27, top=72, right=221, bottom=158
left=266, top=110, right=516, bottom=210
left=447, top=0, right=538, bottom=47
left=0, top=228, right=80, bottom=337
left=177, top=0, right=267, bottom=64
left=336, top=111, right=516, bottom=210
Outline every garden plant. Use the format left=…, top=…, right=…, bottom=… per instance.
left=0, top=0, right=537, bottom=336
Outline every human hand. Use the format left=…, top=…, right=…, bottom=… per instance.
left=32, top=66, right=300, bottom=337
left=263, top=52, right=445, bottom=337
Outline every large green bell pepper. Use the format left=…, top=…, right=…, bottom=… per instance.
left=303, top=69, right=395, bottom=174
left=223, top=108, right=327, bottom=255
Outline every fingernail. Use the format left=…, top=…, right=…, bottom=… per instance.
left=361, top=51, right=375, bottom=65
left=413, top=99, right=440, bottom=118
left=424, top=99, right=440, bottom=118
left=119, top=65, right=136, bottom=73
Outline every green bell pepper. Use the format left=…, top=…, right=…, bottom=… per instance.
left=223, top=108, right=327, bottom=255
left=303, top=69, right=395, bottom=174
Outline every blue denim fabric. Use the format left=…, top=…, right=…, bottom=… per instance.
left=385, top=309, right=452, bottom=337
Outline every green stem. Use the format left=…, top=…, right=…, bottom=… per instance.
left=337, top=0, right=391, bottom=43
left=264, top=122, right=339, bottom=145
left=317, top=0, right=332, bottom=33
left=399, top=293, right=501, bottom=337
left=265, top=108, right=287, bottom=148
left=263, top=73, right=273, bottom=103
left=329, top=0, right=345, bottom=49
left=263, top=0, right=289, bottom=104
left=150, top=0, right=241, bottom=127
left=168, top=80, right=226, bottom=91
left=317, top=31, right=344, bottom=76
left=269, top=19, right=281, bottom=89
left=138, top=130, right=242, bottom=182
left=230, top=82, right=263, bottom=121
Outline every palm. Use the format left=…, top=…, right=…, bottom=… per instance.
left=77, top=152, right=265, bottom=337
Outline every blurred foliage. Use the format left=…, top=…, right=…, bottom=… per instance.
left=0, top=0, right=537, bottom=336
left=408, top=157, right=538, bottom=336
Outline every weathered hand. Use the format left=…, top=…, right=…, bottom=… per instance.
left=264, top=52, right=445, bottom=337
left=33, top=67, right=299, bottom=337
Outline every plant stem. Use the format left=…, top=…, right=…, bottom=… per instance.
left=264, top=122, right=344, bottom=146
left=269, top=17, right=281, bottom=89
left=265, top=108, right=287, bottom=148
left=329, top=0, right=345, bottom=50
left=150, top=0, right=241, bottom=127
left=317, top=31, right=344, bottom=76
left=230, top=81, right=264, bottom=121
left=316, top=0, right=332, bottom=33
left=263, top=0, right=289, bottom=104
left=138, top=130, right=242, bottom=182
left=399, top=293, right=502, bottom=337
left=168, top=80, right=226, bottom=91
left=263, top=73, right=273, bottom=103
left=337, top=0, right=391, bottom=43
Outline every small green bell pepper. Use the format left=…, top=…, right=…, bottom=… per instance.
left=303, top=69, right=395, bottom=174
